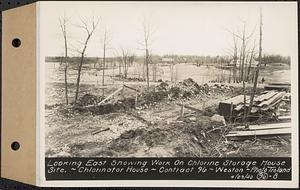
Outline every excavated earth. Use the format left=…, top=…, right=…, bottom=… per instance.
left=45, top=79, right=291, bottom=157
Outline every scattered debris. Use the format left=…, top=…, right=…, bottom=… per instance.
left=218, top=90, right=290, bottom=121
left=92, top=127, right=110, bottom=135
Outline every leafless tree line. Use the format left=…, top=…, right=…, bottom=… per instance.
left=227, top=9, right=263, bottom=122
left=58, top=14, right=155, bottom=105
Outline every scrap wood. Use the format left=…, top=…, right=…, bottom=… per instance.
left=257, top=92, right=285, bottom=107
left=123, top=84, right=140, bottom=92
left=83, top=86, right=123, bottom=108
left=91, top=127, right=110, bottom=135
left=278, top=115, right=291, bottom=121
left=260, top=99, right=283, bottom=111
left=221, top=95, right=250, bottom=105
left=126, top=112, right=151, bottom=125
left=254, top=91, right=277, bottom=102
left=230, top=122, right=291, bottom=132
left=226, top=128, right=291, bottom=140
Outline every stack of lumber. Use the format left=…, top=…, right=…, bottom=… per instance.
left=226, top=122, right=291, bottom=140
left=218, top=90, right=289, bottom=117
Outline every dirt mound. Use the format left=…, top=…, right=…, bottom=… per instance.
left=95, top=114, right=227, bottom=157
left=76, top=94, right=104, bottom=107
left=138, top=79, right=220, bottom=106
left=76, top=97, right=136, bottom=115
left=67, top=79, right=237, bottom=116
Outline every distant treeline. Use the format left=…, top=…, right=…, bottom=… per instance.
left=45, top=55, right=231, bottom=65
left=45, top=54, right=290, bottom=65
left=261, top=54, right=291, bottom=65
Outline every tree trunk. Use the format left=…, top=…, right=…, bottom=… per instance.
left=75, top=50, right=86, bottom=103
left=146, top=49, right=150, bottom=90
left=246, top=48, right=255, bottom=82
left=64, top=65, right=68, bottom=105
left=102, top=44, right=106, bottom=97
left=247, top=9, right=263, bottom=117
left=63, top=43, right=69, bottom=105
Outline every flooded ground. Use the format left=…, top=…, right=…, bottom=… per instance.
left=45, top=62, right=290, bottom=86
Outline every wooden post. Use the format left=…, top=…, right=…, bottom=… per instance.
left=135, top=93, right=138, bottom=109
left=229, top=102, right=233, bottom=122
left=180, top=103, right=185, bottom=117
left=122, top=85, right=125, bottom=99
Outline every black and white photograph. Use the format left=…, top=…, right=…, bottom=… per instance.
left=41, top=2, right=296, bottom=159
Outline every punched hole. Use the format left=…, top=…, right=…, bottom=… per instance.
left=12, top=38, right=21, bottom=48
left=11, top=141, right=20, bottom=151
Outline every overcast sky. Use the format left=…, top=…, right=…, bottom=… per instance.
left=40, top=1, right=297, bottom=57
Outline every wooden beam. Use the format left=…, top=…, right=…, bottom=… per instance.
left=126, top=112, right=151, bottom=125
left=257, top=92, right=285, bottom=107
left=278, top=115, right=291, bottom=121
left=123, top=84, right=140, bottom=92
left=92, top=127, right=110, bottom=135
left=230, top=122, right=290, bottom=132
left=83, top=86, right=123, bottom=108
left=226, top=128, right=291, bottom=140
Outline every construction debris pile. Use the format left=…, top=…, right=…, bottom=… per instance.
left=64, top=78, right=237, bottom=116
left=219, top=90, right=291, bottom=122
left=219, top=83, right=291, bottom=141
left=139, top=78, right=235, bottom=106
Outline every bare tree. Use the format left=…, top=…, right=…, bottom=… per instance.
left=246, top=40, right=256, bottom=82
left=138, top=17, right=154, bottom=90
left=247, top=9, right=263, bottom=117
left=232, top=34, right=239, bottom=83
left=101, top=27, right=111, bottom=97
left=74, top=16, right=100, bottom=104
left=227, top=22, right=255, bottom=122
left=59, top=14, right=69, bottom=105
left=148, top=54, right=157, bottom=82
left=118, top=47, right=133, bottom=79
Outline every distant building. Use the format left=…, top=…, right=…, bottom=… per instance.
left=161, top=57, right=174, bottom=63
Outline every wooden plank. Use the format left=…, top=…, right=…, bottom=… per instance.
left=91, top=127, right=110, bottom=135
left=221, top=95, right=250, bottom=105
left=230, top=122, right=290, bottom=132
left=278, top=115, right=291, bottom=121
left=98, top=86, right=124, bottom=105
left=123, top=84, right=140, bottom=92
left=260, top=96, right=284, bottom=111
left=254, top=91, right=277, bottom=102
left=126, top=112, right=151, bottom=125
left=257, top=92, right=285, bottom=107
left=226, top=128, right=291, bottom=138
left=83, top=86, right=123, bottom=108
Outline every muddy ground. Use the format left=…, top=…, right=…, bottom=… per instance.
left=45, top=80, right=291, bottom=157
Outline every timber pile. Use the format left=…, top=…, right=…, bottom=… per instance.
left=219, top=90, right=290, bottom=119
left=226, top=122, right=291, bottom=140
